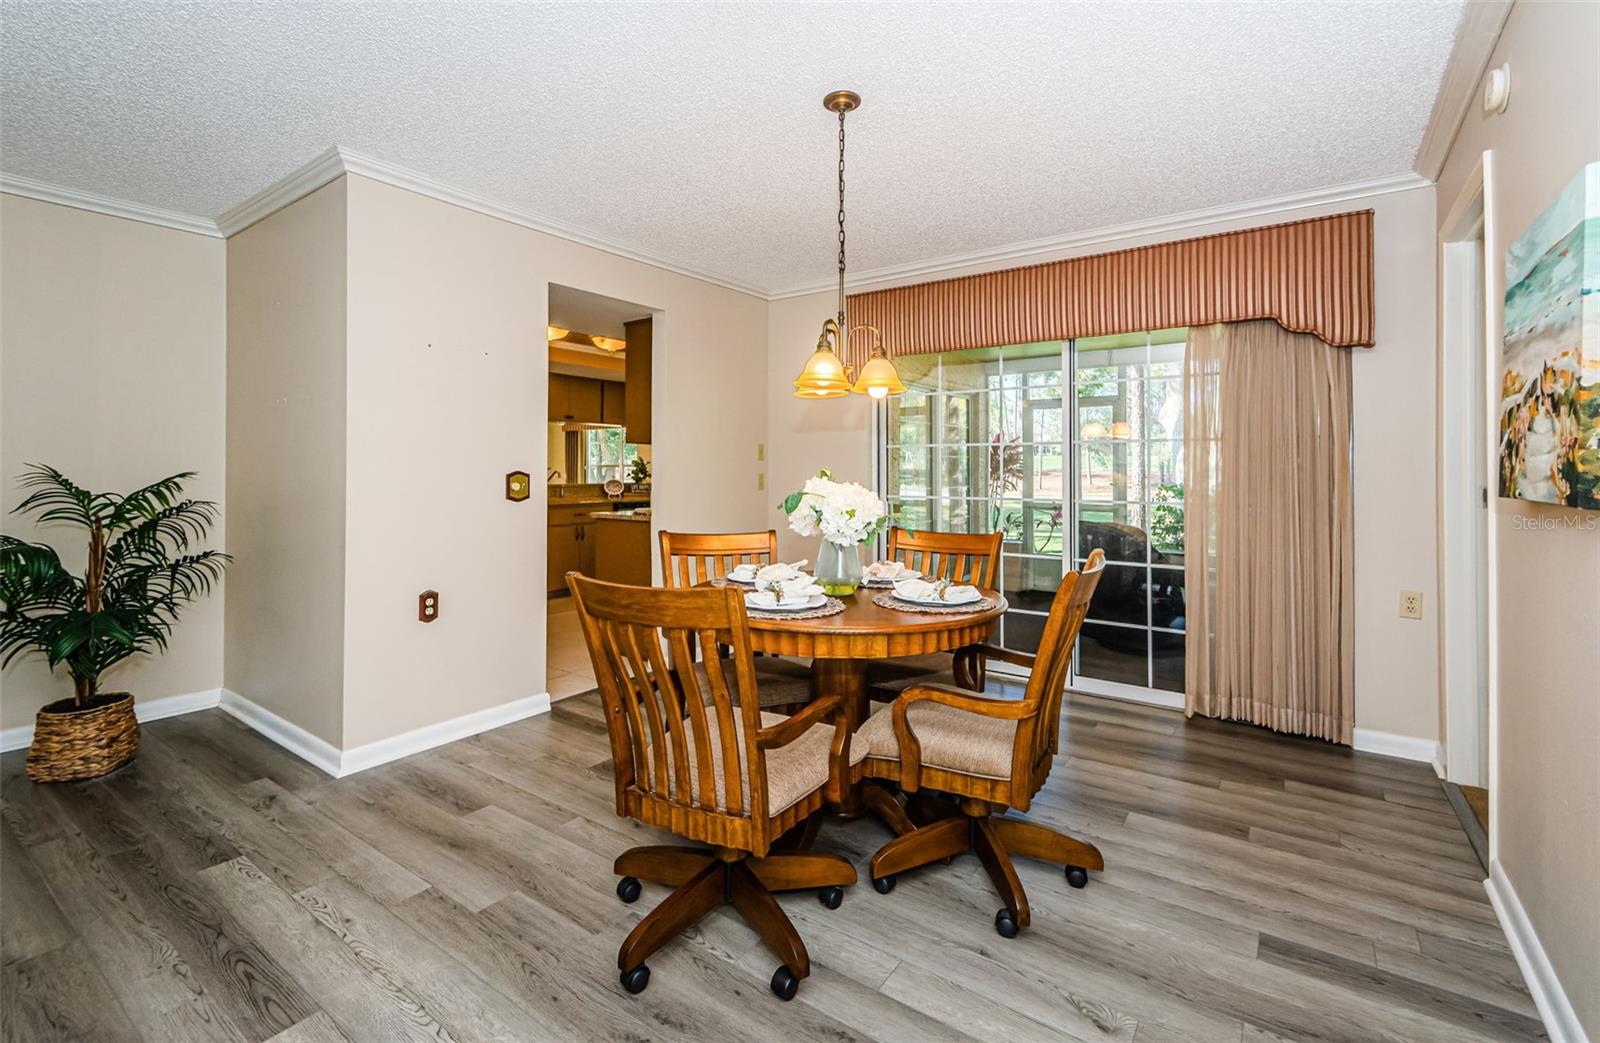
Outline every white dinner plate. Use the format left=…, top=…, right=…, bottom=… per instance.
left=865, top=569, right=920, bottom=586
left=724, top=573, right=757, bottom=585
left=745, top=593, right=827, bottom=612
left=894, top=590, right=983, bottom=607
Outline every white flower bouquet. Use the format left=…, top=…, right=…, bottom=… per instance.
left=779, top=469, right=889, bottom=595
left=780, top=469, right=888, bottom=547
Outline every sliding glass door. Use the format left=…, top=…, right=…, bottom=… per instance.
left=879, top=327, right=1188, bottom=702
left=1068, top=328, right=1189, bottom=699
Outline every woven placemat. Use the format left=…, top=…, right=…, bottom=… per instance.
left=746, top=596, right=848, bottom=621
left=871, top=592, right=1002, bottom=615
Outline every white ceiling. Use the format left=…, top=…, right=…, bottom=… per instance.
left=1, top=1, right=1465, bottom=296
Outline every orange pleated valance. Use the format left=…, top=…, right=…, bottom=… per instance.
left=845, top=210, right=1374, bottom=366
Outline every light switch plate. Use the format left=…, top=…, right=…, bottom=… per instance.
left=1399, top=590, right=1423, bottom=620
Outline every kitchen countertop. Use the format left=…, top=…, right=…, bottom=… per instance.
left=547, top=497, right=651, bottom=508
left=589, top=508, right=651, bottom=523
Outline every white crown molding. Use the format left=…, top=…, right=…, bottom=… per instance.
left=1485, top=858, right=1585, bottom=1043
left=335, top=149, right=768, bottom=299
left=6, top=150, right=1432, bottom=302
left=0, top=173, right=221, bottom=238
left=214, top=146, right=346, bottom=237
left=769, top=170, right=1434, bottom=299
left=0, top=688, right=222, bottom=753
left=1413, top=0, right=1513, bottom=182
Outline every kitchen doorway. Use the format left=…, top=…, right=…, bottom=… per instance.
left=545, top=284, right=655, bottom=700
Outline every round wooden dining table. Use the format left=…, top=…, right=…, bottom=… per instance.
left=744, top=586, right=1007, bottom=732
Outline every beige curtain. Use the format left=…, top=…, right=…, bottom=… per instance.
left=564, top=431, right=585, bottom=484
left=1183, top=320, right=1354, bottom=743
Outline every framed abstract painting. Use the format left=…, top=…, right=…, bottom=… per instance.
left=1499, top=161, right=1599, bottom=510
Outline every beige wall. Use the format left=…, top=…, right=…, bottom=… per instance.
left=1436, top=1, right=1600, bottom=1033
left=341, top=175, right=767, bottom=748
left=0, top=195, right=226, bottom=731
left=225, top=179, right=348, bottom=747
left=767, top=186, right=1443, bottom=743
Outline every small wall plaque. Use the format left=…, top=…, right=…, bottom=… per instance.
left=418, top=590, right=439, bottom=622
left=505, top=471, right=531, bottom=502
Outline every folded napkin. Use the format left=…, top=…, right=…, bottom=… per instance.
left=727, top=563, right=760, bottom=582
left=864, top=560, right=916, bottom=582
left=746, top=578, right=824, bottom=610
left=893, top=577, right=981, bottom=603
left=752, top=560, right=808, bottom=584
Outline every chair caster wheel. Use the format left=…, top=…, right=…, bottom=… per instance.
left=617, top=876, right=642, bottom=903
left=871, top=874, right=896, bottom=894
left=620, top=965, right=650, bottom=994
left=818, top=886, right=844, bottom=910
left=1065, top=865, right=1089, bottom=889
left=770, top=965, right=799, bottom=1001
left=994, top=909, right=1020, bottom=938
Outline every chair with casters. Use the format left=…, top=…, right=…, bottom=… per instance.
left=659, top=529, right=815, bottom=711
left=566, top=572, right=865, bottom=999
left=854, top=549, right=1106, bottom=938
left=866, top=527, right=1004, bottom=696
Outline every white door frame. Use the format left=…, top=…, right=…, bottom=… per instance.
left=1436, top=152, right=1501, bottom=845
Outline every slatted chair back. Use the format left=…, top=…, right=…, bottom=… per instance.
left=1019, top=549, right=1105, bottom=781
left=567, top=573, right=772, bottom=845
left=886, top=528, right=1003, bottom=588
left=659, top=530, right=778, bottom=589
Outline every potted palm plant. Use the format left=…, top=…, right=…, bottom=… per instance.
left=0, top=466, right=227, bottom=783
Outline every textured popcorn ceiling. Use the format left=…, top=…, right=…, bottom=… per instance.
left=0, top=1, right=1463, bottom=295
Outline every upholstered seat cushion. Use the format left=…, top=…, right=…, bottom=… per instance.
left=691, top=659, right=812, bottom=709
left=855, top=698, right=1018, bottom=780
left=866, top=654, right=954, bottom=695
left=650, top=710, right=868, bottom=816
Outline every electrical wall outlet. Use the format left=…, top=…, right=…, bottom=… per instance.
left=1399, top=590, right=1424, bottom=620
left=418, top=590, right=439, bottom=622
left=756, top=472, right=766, bottom=491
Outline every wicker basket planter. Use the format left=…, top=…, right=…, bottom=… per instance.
left=26, top=691, right=139, bottom=783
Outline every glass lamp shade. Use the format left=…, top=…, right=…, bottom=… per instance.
left=1080, top=420, right=1110, bottom=439
left=849, top=354, right=907, bottom=399
left=794, top=346, right=852, bottom=398
left=1109, top=420, right=1134, bottom=439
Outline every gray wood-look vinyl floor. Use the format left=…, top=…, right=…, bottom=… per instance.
left=2, top=690, right=1544, bottom=1043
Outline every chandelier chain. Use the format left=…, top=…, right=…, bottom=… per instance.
left=836, top=106, right=847, bottom=321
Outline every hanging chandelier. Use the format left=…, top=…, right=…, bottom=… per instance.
left=793, top=90, right=905, bottom=400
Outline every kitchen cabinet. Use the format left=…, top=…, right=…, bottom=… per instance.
left=548, top=504, right=599, bottom=593
left=624, top=317, right=652, bottom=444
left=548, top=374, right=606, bottom=424
left=601, top=381, right=627, bottom=426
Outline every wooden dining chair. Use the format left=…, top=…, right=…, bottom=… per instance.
left=567, top=572, right=864, bottom=1000
left=659, top=529, right=815, bottom=710
left=868, top=527, right=1005, bottom=695
left=854, top=549, right=1106, bottom=938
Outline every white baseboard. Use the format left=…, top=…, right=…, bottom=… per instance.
left=1351, top=727, right=1439, bottom=763
left=1430, top=743, right=1447, bottom=780
left=217, top=688, right=551, bottom=778
left=218, top=689, right=344, bottom=777
left=336, top=692, right=551, bottom=777
left=1485, top=858, right=1586, bottom=1043
left=1, top=688, right=222, bottom=753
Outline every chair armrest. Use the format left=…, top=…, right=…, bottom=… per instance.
left=893, top=683, right=1035, bottom=792
left=969, top=643, right=1036, bottom=670
left=756, top=694, right=842, bottom=750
